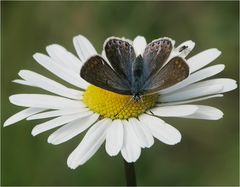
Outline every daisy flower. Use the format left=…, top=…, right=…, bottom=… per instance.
left=4, top=35, right=237, bottom=170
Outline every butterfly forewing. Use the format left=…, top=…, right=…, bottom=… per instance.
left=143, top=56, right=189, bottom=94
left=80, top=55, right=132, bottom=95
left=104, top=38, right=136, bottom=84
left=143, top=38, right=173, bottom=80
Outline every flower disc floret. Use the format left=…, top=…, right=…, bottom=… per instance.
left=83, top=85, right=158, bottom=119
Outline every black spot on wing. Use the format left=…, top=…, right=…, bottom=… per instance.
left=143, top=38, right=173, bottom=81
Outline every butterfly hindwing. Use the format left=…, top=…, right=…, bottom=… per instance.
left=80, top=55, right=132, bottom=95
left=143, top=56, right=189, bottom=94
left=143, top=38, right=173, bottom=80
left=104, top=38, right=136, bottom=84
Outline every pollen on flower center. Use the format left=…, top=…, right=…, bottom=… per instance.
left=83, top=85, right=158, bottom=120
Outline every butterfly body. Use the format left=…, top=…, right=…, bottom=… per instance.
left=80, top=37, right=189, bottom=101
left=131, top=55, right=145, bottom=98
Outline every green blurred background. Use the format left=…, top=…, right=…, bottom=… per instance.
left=1, top=1, right=239, bottom=186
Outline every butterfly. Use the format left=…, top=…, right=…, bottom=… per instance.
left=80, top=37, right=189, bottom=102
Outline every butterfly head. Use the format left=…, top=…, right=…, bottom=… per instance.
left=133, top=93, right=142, bottom=102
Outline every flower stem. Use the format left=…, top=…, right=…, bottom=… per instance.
left=123, top=159, right=137, bottom=186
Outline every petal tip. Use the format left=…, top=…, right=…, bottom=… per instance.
left=212, top=48, right=222, bottom=56
left=134, top=35, right=146, bottom=41
left=33, top=52, right=41, bottom=58
left=3, top=121, right=10, bottom=127
left=47, top=136, right=53, bottom=144
left=73, top=34, right=89, bottom=44
left=47, top=135, right=60, bottom=145
left=9, top=95, right=15, bottom=104
left=170, top=130, right=182, bottom=145
left=31, top=126, right=39, bottom=136
left=217, top=110, right=224, bottom=120
left=26, top=116, right=32, bottom=120
left=187, top=40, right=195, bottom=46
left=67, top=156, right=78, bottom=170
left=108, top=152, right=118, bottom=157
left=67, top=160, right=77, bottom=169
left=73, top=34, right=85, bottom=39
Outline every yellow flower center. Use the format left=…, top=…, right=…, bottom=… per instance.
left=83, top=85, right=158, bottom=120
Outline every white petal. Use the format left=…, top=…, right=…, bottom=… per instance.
left=73, top=35, right=97, bottom=62
left=183, top=105, right=223, bottom=120
left=46, top=44, right=82, bottom=73
left=33, top=53, right=89, bottom=90
left=67, top=118, right=111, bottom=169
left=48, top=113, right=99, bottom=145
left=202, top=78, right=237, bottom=92
left=13, top=79, right=33, bottom=86
left=160, top=64, right=225, bottom=94
left=160, top=84, right=223, bottom=102
left=139, top=114, right=181, bottom=145
left=9, top=94, right=85, bottom=109
left=133, top=36, right=147, bottom=56
left=160, top=78, right=237, bottom=102
left=105, top=119, right=123, bottom=156
left=150, top=105, right=198, bottom=117
left=128, top=118, right=154, bottom=148
left=187, top=48, right=221, bottom=73
left=31, top=112, right=91, bottom=136
left=27, top=108, right=89, bottom=120
left=18, top=70, right=83, bottom=99
left=3, top=108, right=45, bottom=127
left=121, top=120, right=141, bottom=163
left=158, top=94, right=223, bottom=106
left=172, top=40, right=195, bottom=58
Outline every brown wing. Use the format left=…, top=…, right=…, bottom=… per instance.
left=143, top=56, right=189, bottom=94
left=80, top=55, right=132, bottom=95
left=143, top=38, right=173, bottom=80
left=104, top=38, right=136, bottom=84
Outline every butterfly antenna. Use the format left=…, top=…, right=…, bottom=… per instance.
left=114, top=96, right=134, bottom=118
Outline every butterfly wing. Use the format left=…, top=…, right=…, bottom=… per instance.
left=143, top=56, right=189, bottom=94
left=143, top=38, right=173, bottom=80
left=80, top=55, right=132, bottom=95
left=104, top=38, right=136, bottom=84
